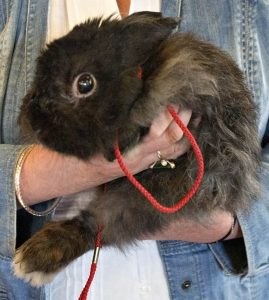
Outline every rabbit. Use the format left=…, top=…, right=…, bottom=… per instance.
left=14, top=12, right=260, bottom=286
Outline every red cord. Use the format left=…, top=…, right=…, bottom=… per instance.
left=78, top=225, right=102, bottom=300
left=114, top=105, right=204, bottom=213
left=79, top=105, right=204, bottom=299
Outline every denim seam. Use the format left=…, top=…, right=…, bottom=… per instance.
left=176, top=0, right=181, bottom=16
left=249, top=275, right=258, bottom=300
left=241, top=0, right=260, bottom=100
left=162, top=255, right=177, bottom=300
left=237, top=211, right=255, bottom=275
left=175, top=0, right=182, bottom=31
left=237, top=0, right=257, bottom=275
left=0, top=22, right=8, bottom=144
left=0, top=1, right=21, bottom=144
left=0, top=0, right=10, bottom=32
left=208, top=244, right=241, bottom=276
left=0, top=253, right=11, bottom=261
left=240, top=166, right=269, bottom=276
left=0, top=2, right=5, bottom=28
left=194, top=250, right=206, bottom=299
left=24, top=0, right=32, bottom=94
left=6, top=146, right=28, bottom=258
left=24, top=0, right=48, bottom=93
left=7, top=149, right=15, bottom=258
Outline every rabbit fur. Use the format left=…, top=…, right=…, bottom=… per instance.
left=14, top=12, right=260, bottom=286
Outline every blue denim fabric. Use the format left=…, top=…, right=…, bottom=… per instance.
left=0, top=0, right=269, bottom=299
left=0, top=0, right=48, bottom=298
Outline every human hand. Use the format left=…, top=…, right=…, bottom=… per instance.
left=100, top=106, right=192, bottom=177
left=19, top=107, right=192, bottom=206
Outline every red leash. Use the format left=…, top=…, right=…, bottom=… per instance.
left=79, top=106, right=204, bottom=299
left=78, top=225, right=102, bottom=300
left=115, top=105, right=204, bottom=213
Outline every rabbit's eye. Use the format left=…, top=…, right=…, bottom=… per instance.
left=77, top=74, right=95, bottom=94
left=73, top=73, right=97, bottom=97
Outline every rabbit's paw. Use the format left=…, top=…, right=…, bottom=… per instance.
left=12, top=231, right=66, bottom=287
left=13, top=218, right=95, bottom=286
left=13, top=248, right=61, bottom=287
left=13, top=249, right=58, bottom=286
left=12, top=222, right=75, bottom=286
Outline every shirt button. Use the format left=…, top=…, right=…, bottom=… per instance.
left=181, top=280, right=191, bottom=290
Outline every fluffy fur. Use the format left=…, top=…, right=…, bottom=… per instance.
left=14, top=12, right=260, bottom=285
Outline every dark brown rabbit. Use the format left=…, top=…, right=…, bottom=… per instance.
left=14, top=12, right=260, bottom=286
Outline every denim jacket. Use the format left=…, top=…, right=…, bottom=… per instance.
left=0, top=0, right=269, bottom=299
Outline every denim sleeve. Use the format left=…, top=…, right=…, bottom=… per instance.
left=0, top=0, right=49, bottom=261
left=0, top=144, right=57, bottom=259
left=208, top=147, right=269, bottom=276
left=237, top=145, right=269, bottom=275
left=0, top=144, right=26, bottom=257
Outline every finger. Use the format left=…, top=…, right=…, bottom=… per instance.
left=143, top=105, right=179, bottom=142
left=149, top=109, right=192, bottom=149
left=137, top=109, right=191, bottom=156
left=158, top=138, right=191, bottom=160
left=122, top=135, right=190, bottom=174
left=161, top=109, right=192, bottom=144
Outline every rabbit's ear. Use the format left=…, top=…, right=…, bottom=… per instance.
left=121, top=12, right=179, bottom=62
left=123, top=11, right=179, bottom=31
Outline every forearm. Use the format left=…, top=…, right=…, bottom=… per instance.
left=146, top=211, right=242, bottom=243
left=19, top=145, right=120, bottom=206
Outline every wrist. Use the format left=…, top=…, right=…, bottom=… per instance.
left=221, top=215, right=242, bottom=241
left=14, top=145, right=62, bottom=215
left=212, top=215, right=241, bottom=243
left=19, top=145, right=65, bottom=205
